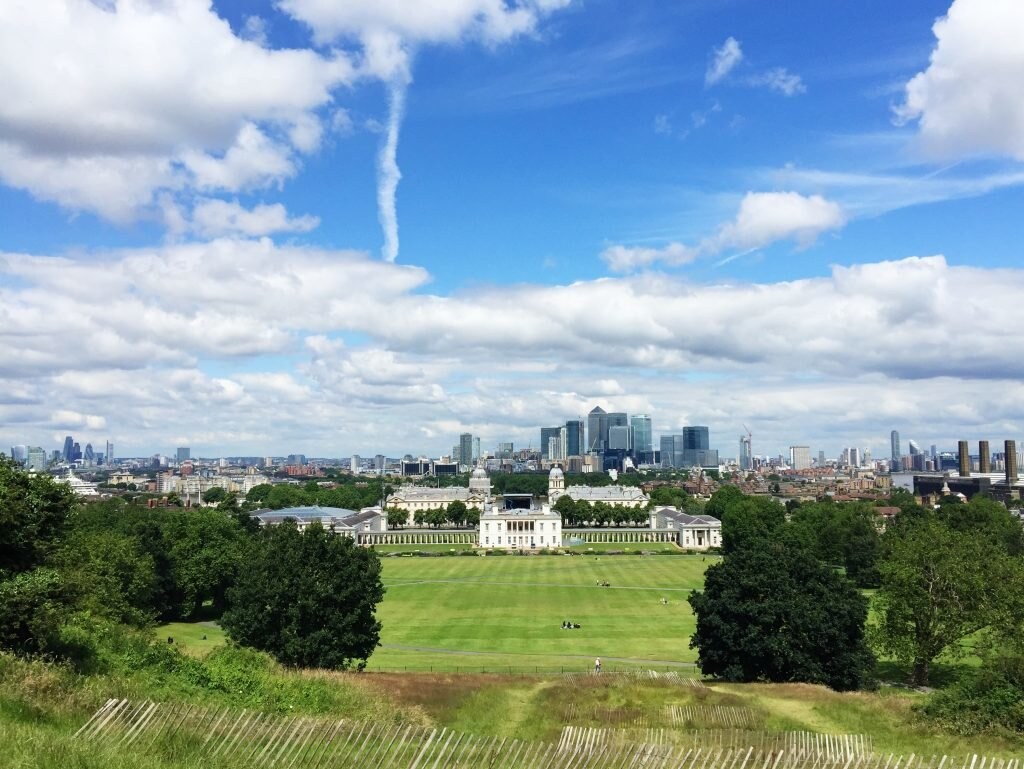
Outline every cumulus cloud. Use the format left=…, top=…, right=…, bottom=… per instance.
left=0, top=0, right=354, bottom=221
left=279, top=0, right=571, bottom=46
left=602, top=191, right=845, bottom=272
left=706, top=37, right=743, bottom=85
left=189, top=200, right=320, bottom=238
left=3, top=241, right=1024, bottom=456
left=895, top=0, right=1024, bottom=159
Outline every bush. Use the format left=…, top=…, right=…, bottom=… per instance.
left=921, top=656, right=1024, bottom=734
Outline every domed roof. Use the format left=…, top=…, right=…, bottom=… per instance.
left=549, top=466, right=564, bottom=477
left=471, top=467, right=488, bottom=479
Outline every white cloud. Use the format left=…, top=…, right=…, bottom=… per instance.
left=747, top=67, right=805, bottom=96
left=896, top=0, right=1024, bottom=160
left=189, top=200, right=320, bottom=238
left=279, top=0, right=571, bottom=46
left=706, top=37, right=743, bottom=85
left=601, top=242, right=696, bottom=272
left=0, top=0, right=354, bottom=221
left=3, top=241, right=1024, bottom=456
left=711, top=191, right=845, bottom=250
left=602, top=191, right=845, bottom=272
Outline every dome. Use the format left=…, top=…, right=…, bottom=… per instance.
left=471, top=467, right=488, bottom=479
left=549, top=466, right=564, bottom=477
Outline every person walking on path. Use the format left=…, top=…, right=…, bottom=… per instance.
left=594, top=657, right=601, bottom=674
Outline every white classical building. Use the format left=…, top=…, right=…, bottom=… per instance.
left=649, top=506, right=722, bottom=550
left=388, top=469, right=491, bottom=525
left=547, top=466, right=648, bottom=507
left=477, top=468, right=562, bottom=550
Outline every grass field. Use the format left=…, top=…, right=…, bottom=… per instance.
left=368, top=554, right=716, bottom=672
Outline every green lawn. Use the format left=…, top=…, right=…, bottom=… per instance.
left=155, top=621, right=226, bottom=657
left=369, top=554, right=717, bottom=671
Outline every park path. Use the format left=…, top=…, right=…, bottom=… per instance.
left=379, top=643, right=697, bottom=667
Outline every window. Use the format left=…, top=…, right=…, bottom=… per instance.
left=485, top=522, right=490, bottom=532
left=485, top=537, right=489, bottom=545
left=497, top=537, right=501, bottom=545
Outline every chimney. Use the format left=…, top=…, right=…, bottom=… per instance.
left=957, top=440, right=971, bottom=477
left=979, top=440, right=991, bottom=474
left=1006, top=440, right=1019, bottom=484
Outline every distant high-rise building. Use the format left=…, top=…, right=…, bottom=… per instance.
left=374, top=454, right=385, bottom=472
left=660, top=435, right=677, bottom=468
left=350, top=455, right=360, bottom=473
left=540, top=426, right=561, bottom=460
left=71, top=442, right=81, bottom=462
left=587, top=406, right=607, bottom=452
left=84, top=443, right=95, bottom=464
left=472, top=437, right=481, bottom=462
left=979, top=441, right=991, bottom=474
left=817, top=450, right=825, bottom=467
left=26, top=446, right=46, bottom=471
left=105, top=440, right=114, bottom=466
left=630, top=415, right=652, bottom=454
left=564, top=420, right=584, bottom=457
left=547, top=432, right=566, bottom=462
left=10, top=445, right=27, bottom=465
left=459, top=433, right=473, bottom=467
left=608, top=424, right=631, bottom=451
left=176, top=447, right=191, bottom=462
left=739, top=435, right=752, bottom=471
left=497, top=442, right=514, bottom=458
left=890, top=430, right=901, bottom=467
left=62, top=435, right=74, bottom=462
left=789, top=446, right=811, bottom=470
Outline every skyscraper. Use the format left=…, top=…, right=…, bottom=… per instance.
left=630, top=415, right=652, bottom=454
left=84, top=443, right=95, bottom=464
left=587, top=406, right=607, bottom=452
left=176, top=447, right=191, bottom=462
left=890, top=430, right=900, bottom=467
left=27, top=446, right=46, bottom=471
left=540, top=426, right=562, bottom=460
left=789, top=446, right=811, bottom=470
left=565, top=420, right=584, bottom=456
left=739, top=435, right=752, bottom=471
left=608, top=424, right=631, bottom=451
left=459, top=433, right=473, bottom=467
left=62, top=435, right=74, bottom=462
left=105, top=440, right=114, bottom=466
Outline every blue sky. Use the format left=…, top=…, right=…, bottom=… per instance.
left=1, top=0, right=1023, bottom=460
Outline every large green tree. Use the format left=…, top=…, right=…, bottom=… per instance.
left=0, top=457, right=76, bottom=576
left=688, top=539, right=875, bottom=691
left=872, top=513, right=1022, bottom=686
left=221, top=521, right=384, bottom=669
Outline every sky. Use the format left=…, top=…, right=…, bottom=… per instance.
left=2, top=0, right=1024, bottom=461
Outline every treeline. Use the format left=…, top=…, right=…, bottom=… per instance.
left=551, top=496, right=650, bottom=527
left=0, top=458, right=384, bottom=672
left=386, top=500, right=480, bottom=528
left=689, top=484, right=1024, bottom=733
left=246, top=479, right=389, bottom=511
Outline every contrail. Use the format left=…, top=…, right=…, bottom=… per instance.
left=378, top=81, right=406, bottom=262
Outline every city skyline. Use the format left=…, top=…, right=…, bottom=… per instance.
left=1, top=0, right=1023, bottom=458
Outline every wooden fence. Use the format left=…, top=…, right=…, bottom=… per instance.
left=75, top=699, right=1020, bottom=769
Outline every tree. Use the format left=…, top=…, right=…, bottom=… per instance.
left=689, top=540, right=874, bottom=691
left=720, top=496, right=786, bottom=554
left=221, top=521, right=384, bottom=669
left=387, top=507, right=408, bottom=529
left=446, top=500, right=468, bottom=526
left=0, top=457, right=76, bottom=575
left=203, top=486, right=228, bottom=504
left=163, top=509, right=251, bottom=619
left=872, top=514, right=1022, bottom=686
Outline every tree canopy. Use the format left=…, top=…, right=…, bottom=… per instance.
left=221, top=521, right=384, bottom=670
left=689, top=538, right=874, bottom=690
